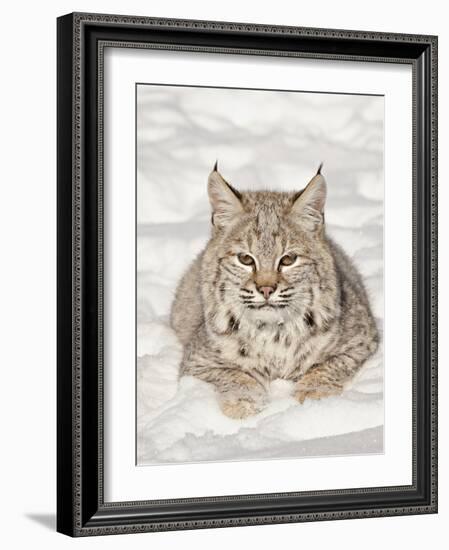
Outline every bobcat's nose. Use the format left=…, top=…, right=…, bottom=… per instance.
left=257, top=285, right=277, bottom=300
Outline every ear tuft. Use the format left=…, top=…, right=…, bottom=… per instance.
left=208, top=167, right=243, bottom=230
left=291, top=171, right=327, bottom=232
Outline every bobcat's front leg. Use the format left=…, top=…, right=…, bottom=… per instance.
left=183, top=363, right=267, bottom=419
left=219, top=380, right=266, bottom=419
left=292, top=354, right=359, bottom=404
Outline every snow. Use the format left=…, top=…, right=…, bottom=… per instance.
left=136, top=84, right=384, bottom=465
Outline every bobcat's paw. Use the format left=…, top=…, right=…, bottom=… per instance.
left=294, top=376, right=342, bottom=404
left=219, top=394, right=264, bottom=419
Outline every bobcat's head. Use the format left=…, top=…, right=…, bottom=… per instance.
left=202, top=163, right=338, bottom=333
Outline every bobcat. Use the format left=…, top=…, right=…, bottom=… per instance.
left=170, top=163, right=379, bottom=419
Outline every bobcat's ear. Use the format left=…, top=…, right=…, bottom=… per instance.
left=291, top=166, right=327, bottom=232
left=208, top=163, right=243, bottom=229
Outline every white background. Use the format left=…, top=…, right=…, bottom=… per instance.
left=106, top=51, right=411, bottom=500
left=0, top=1, right=445, bottom=549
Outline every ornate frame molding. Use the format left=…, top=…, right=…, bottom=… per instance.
left=57, top=12, right=437, bottom=536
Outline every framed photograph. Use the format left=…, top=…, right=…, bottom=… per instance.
left=57, top=12, right=438, bottom=536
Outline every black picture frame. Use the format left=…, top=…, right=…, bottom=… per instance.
left=57, top=12, right=438, bottom=537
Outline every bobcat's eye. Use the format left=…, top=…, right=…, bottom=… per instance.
left=237, top=253, right=255, bottom=267
left=279, top=254, right=298, bottom=268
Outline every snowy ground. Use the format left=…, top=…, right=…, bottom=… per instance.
left=136, top=84, right=384, bottom=465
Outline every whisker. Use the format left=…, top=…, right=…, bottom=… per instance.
left=279, top=286, right=294, bottom=293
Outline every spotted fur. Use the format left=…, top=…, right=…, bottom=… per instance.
left=170, top=165, right=379, bottom=418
